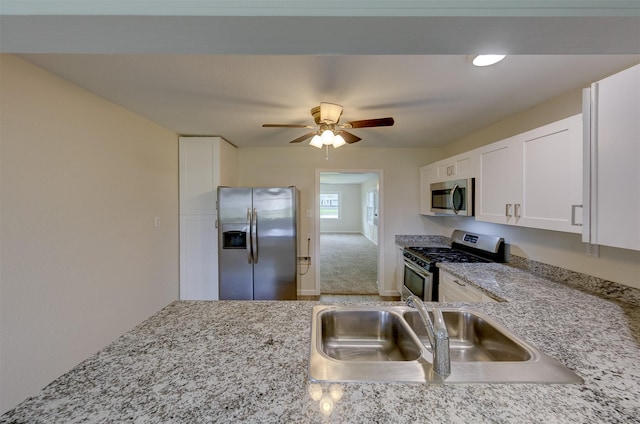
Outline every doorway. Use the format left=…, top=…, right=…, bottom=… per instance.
left=315, top=170, right=383, bottom=296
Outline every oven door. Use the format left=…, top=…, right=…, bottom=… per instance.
left=402, top=260, right=433, bottom=301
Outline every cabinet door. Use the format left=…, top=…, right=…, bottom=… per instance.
left=477, top=114, right=582, bottom=233
left=452, top=155, right=474, bottom=179
left=436, top=163, right=454, bottom=180
left=586, top=65, right=640, bottom=250
left=419, top=165, right=437, bottom=215
left=179, top=215, right=218, bottom=300
left=435, top=154, right=475, bottom=181
left=179, top=138, right=219, bottom=215
left=519, top=114, right=583, bottom=233
left=476, top=138, right=520, bottom=225
left=439, top=271, right=485, bottom=302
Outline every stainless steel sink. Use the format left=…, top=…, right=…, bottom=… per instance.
left=320, top=309, right=422, bottom=362
left=403, top=309, right=532, bottom=362
left=309, top=305, right=583, bottom=384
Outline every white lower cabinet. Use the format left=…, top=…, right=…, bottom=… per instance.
left=439, top=271, right=496, bottom=303
left=476, top=114, right=583, bottom=234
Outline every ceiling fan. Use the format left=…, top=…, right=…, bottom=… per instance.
left=262, top=102, right=394, bottom=148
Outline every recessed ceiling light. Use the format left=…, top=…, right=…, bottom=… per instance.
left=471, top=55, right=506, bottom=67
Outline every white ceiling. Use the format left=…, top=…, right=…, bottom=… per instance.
left=2, top=2, right=639, bottom=149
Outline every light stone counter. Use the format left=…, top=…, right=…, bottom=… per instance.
left=2, top=265, right=640, bottom=423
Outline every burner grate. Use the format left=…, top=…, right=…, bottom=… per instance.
left=405, top=247, right=489, bottom=264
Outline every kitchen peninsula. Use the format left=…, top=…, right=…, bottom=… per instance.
left=1, top=264, right=639, bottom=423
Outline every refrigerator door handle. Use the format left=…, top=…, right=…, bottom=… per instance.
left=246, top=208, right=253, bottom=264
left=252, top=208, right=259, bottom=263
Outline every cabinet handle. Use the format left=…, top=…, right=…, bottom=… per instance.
left=571, top=204, right=583, bottom=226
left=514, top=203, right=521, bottom=218
left=505, top=204, right=512, bottom=218
left=453, top=279, right=465, bottom=287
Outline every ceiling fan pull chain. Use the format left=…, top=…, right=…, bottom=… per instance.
left=325, top=145, right=329, bottom=160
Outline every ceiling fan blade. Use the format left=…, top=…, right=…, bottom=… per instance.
left=263, top=124, right=314, bottom=128
left=337, top=130, right=362, bottom=144
left=343, top=117, right=395, bottom=129
left=320, top=102, right=343, bottom=123
left=289, top=132, right=317, bottom=144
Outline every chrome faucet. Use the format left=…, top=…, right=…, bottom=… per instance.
left=406, top=294, right=451, bottom=377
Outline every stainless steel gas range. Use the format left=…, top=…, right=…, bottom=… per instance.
left=401, top=230, right=505, bottom=301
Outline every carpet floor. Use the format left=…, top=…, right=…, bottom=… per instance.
left=320, top=233, right=378, bottom=294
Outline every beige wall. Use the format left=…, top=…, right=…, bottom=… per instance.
left=237, top=147, right=444, bottom=295
left=442, top=88, right=583, bottom=158
left=0, top=55, right=179, bottom=412
left=320, top=183, right=362, bottom=233
left=433, top=88, right=640, bottom=290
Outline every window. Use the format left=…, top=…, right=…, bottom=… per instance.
left=320, top=193, right=340, bottom=219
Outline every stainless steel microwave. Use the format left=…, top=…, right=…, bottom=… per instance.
left=430, top=178, right=474, bottom=216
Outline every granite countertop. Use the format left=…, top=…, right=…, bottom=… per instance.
left=2, top=266, right=640, bottom=423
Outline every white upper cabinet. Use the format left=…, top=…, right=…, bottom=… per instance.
left=179, top=137, right=237, bottom=215
left=476, top=137, right=521, bottom=225
left=583, top=64, right=640, bottom=251
left=419, top=164, right=437, bottom=215
left=435, top=152, right=476, bottom=181
left=476, top=114, right=583, bottom=233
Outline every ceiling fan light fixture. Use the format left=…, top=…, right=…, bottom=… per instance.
left=320, top=102, right=343, bottom=123
left=332, top=134, right=346, bottom=148
left=321, top=130, right=335, bottom=145
left=470, top=54, right=506, bottom=67
left=309, top=134, right=323, bottom=148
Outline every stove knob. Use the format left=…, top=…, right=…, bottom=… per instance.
left=417, top=260, right=426, bottom=267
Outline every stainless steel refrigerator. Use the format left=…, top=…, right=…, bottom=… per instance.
left=217, top=187, right=298, bottom=300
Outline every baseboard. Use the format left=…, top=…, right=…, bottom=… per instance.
left=299, top=289, right=320, bottom=296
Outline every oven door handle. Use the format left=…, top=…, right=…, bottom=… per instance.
left=404, top=259, right=430, bottom=277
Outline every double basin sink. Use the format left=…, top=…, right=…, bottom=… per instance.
left=309, top=305, right=583, bottom=384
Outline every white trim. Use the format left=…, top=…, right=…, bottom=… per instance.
left=319, top=191, right=341, bottom=220
left=314, top=169, right=385, bottom=296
